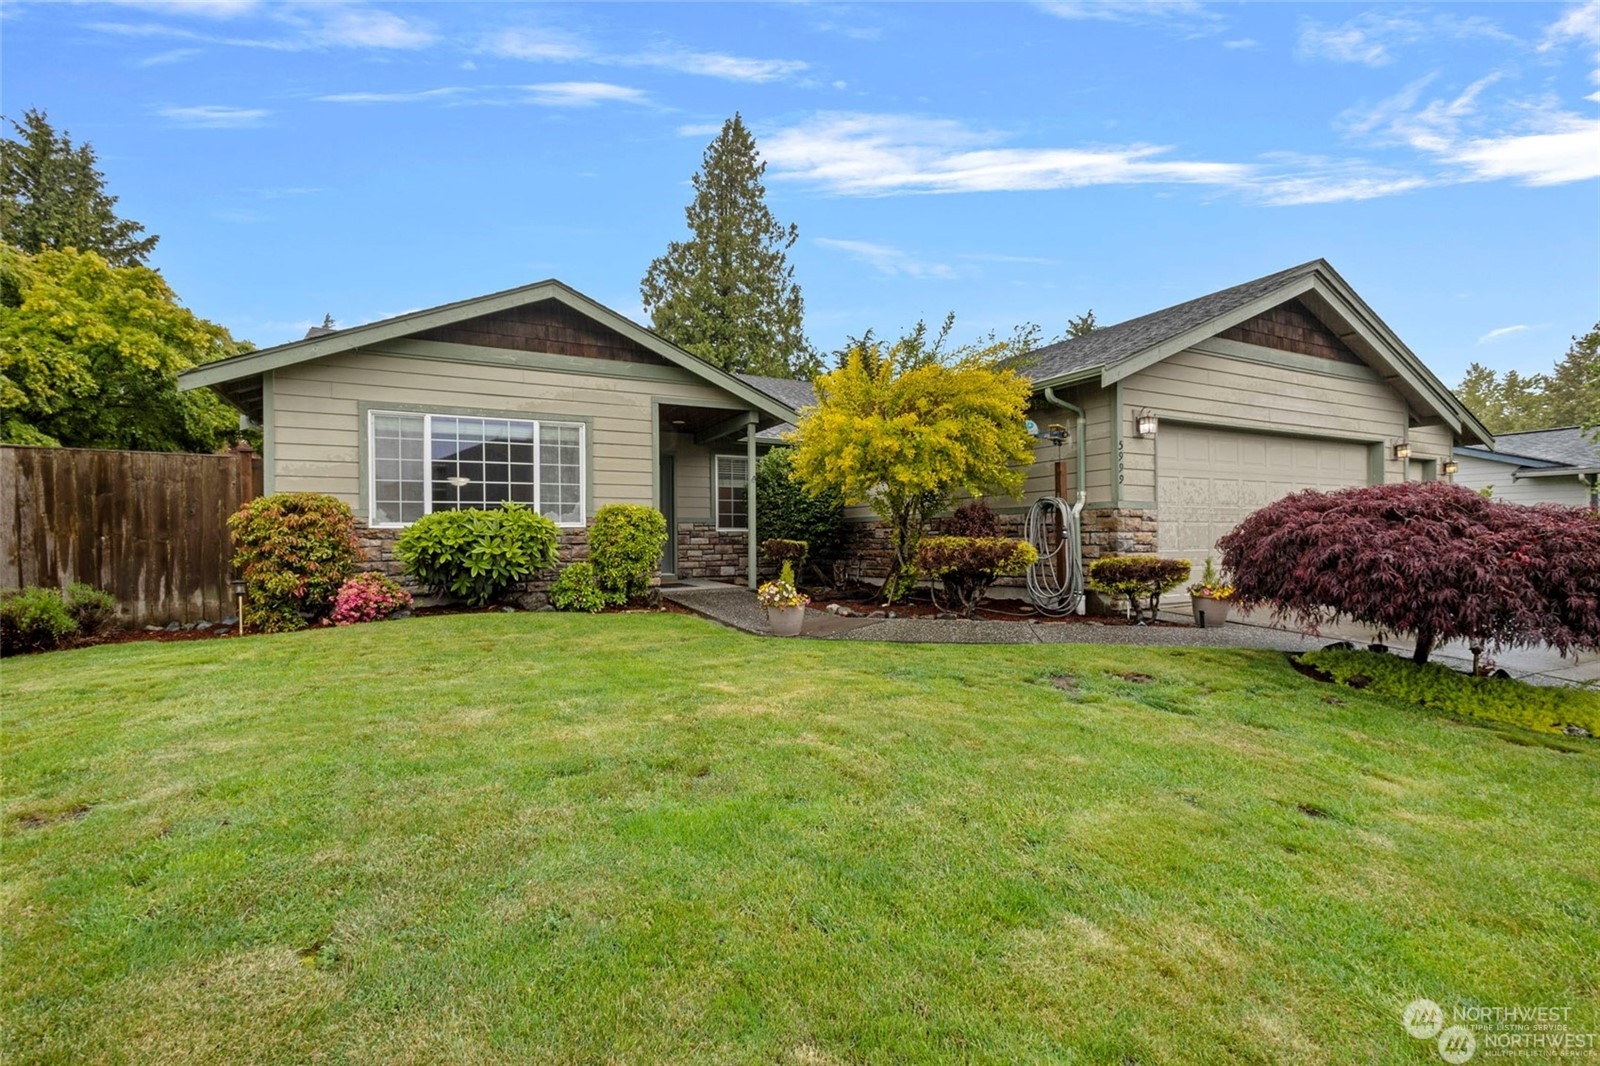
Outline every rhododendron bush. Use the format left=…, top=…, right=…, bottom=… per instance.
left=330, top=572, right=412, bottom=625
left=1218, top=481, right=1600, bottom=664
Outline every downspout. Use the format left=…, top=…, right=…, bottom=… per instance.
left=1040, top=386, right=1087, bottom=499
left=745, top=413, right=759, bottom=589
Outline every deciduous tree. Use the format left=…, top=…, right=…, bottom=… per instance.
left=641, top=114, right=816, bottom=378
left=788, top=320, right=1035, bottom=602
left=0, top=245, right=244, bottom=450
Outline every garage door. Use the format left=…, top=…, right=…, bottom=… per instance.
left=1157, top=425, right=1369, bottom=565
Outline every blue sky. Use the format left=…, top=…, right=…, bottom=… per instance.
left=3, top=1, right=1598, bottom=383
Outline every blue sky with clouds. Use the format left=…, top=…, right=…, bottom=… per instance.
left=3, top=1, right=1598, bottom=382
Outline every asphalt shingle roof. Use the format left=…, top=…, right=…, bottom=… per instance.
left=1021, top=259, right=1326, bottom=382
left=1487, top=427, right=1600, bottom=469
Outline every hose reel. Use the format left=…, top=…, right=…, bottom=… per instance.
left=1026, top=492, right=1085, bottom=616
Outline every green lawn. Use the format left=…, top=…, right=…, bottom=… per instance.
left=4, top=613, right=1597, bottom=1064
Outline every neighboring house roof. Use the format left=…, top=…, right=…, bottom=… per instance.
left=178, top=279, right=799, bottom=427
left=1455, top=426, right=1600, bottom=479
left=1018, top=258, right=1491, bottom=445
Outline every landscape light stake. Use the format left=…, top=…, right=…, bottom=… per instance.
left=230, top=578, right=246, bottom=636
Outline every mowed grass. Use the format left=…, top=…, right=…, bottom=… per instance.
left=3, top=613, right=1597, bottom=1065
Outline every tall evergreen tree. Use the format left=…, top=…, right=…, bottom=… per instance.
left=641, top=114, right=815, bottom=378
left=1455, top=323, right=1599, bottom=433
left=1065, top=309, right=1098, bottom=337
left=1, top=109, right=158, bottom=266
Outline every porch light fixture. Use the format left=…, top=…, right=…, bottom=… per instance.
left=1393, top=441, right=1412, bottom=460
left=1135, top=409, right=1158, bottom=438
left=1442, top=459, right=1460, bottom=476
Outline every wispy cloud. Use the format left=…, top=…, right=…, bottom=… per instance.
left=1344, top=71, right=1600, bottom=186
left=1222, top=38, right=1258, bottom=50
left=1035, top=0, right=1217, bottom=28
left=816, top=238, right=956, bottom=279
left=316, top=87, right=467, bottom=104
left=134, top=46, right=199, bottom=66
left=1478, top=323, right=1535, bottom=343
left=1297, top=11, right=1514, bottom=67
left=90, top=4, right=436, bottom=52
left=483, top=27, right=806, bottom=83
left=517, top=82, right=650, bottom=107
left=756, top=111, right=1440, bottom=206
left=762, top=112, right=1251, bottom=196
left=157, top=104, right=270, bottom=127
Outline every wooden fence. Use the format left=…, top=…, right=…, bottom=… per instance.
left=0, top=444, right=262, bottom=627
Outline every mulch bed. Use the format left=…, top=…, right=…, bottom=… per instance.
left=805, top=587, right=1184, bottom=627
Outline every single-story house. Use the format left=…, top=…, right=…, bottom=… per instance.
left=1451, top=427, right=1600, bottom=509
left=180, top=280, right=798, bottom=587
left=180, top=258, right=1490, bottom=591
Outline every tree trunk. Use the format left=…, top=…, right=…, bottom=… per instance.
left=1412, top=627, right=1434, bottom=665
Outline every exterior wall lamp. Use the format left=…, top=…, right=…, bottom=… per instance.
left=1393, top=441, right=1412, bottom=460
left=1135, top=409, right=1159, bottom=438
left=1442, top=459, right=1460, bottom=476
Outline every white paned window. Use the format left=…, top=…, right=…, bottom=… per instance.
left=716, top=455, right=748, bottom=531
left=368, top=410, right=585, bottom=527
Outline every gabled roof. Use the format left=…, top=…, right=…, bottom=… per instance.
left=179, top=279, right=799, bottom=425
left=738, top=374, right=815, bottom=444
left=1456, top=426, right=1600, bottom=478
left=1020, top=258, right=1491, bottom=445
left=1026, top=260, right=1324, bottom=382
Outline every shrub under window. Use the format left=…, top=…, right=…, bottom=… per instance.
left=588, top=504, right=668, bottom=603
left=396, top=502, right=559, bottom=606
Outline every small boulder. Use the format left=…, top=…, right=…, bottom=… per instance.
left=391, top=610, right=413, bottom=620
left=194, top=619, right=214, bottom=631
left=220, top=615, right=239, bottom=627
left=143, top=624, right=163, bottom=633
left=164, top=622, right=181, bottom=632
left=1563, top=724, right=1592, bottom=738
left=500, top=605, right=517, bottom=613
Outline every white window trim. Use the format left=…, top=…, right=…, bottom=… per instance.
left=367, top=410, right=586, bottom=529
left=714, top=453, right=749, bottom=532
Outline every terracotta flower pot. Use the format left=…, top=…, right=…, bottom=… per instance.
left=767, top=604, right=806, bottom=637
left=1190, top=595, right=1231, bottom=627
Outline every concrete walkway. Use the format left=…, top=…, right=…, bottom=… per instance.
left=660, top=583, right=1598, bottom=688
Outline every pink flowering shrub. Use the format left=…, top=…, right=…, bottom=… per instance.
left=330, top=572, right=412, bottom=626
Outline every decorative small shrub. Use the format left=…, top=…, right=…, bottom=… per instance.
left=916, top=536, right=1038, bottom=617
left=0, top=587, right=78, bottom=654
left=1187, top=558, right=1235, bottom=601
left=396, top=503, right=559, bottom=606
left=330, top=572, right=413, bottom=625
left=755, top=447, right=849, bottom=580
left=760, top=538, right=809, bottom=567
left=229, top=492, right=360, bottom=632
left=550, top=562, right=616, bottom=614
left=1219, top=481, right=1600, bottom=664
left=1087, top=555, right=1191, bottom=623
left=588, top=504, right=667, bottom=603
left=942, top=500, right=1002, bottom=538
left=64, top=583, right=118, bottom=638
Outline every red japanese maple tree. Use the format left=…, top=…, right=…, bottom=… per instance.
left=1217, top=481, right=1600, bottom=665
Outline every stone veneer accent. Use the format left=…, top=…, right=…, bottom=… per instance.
left=674, top=523, right=751, bottom=582
left=353, top=518, right=594, bottom=607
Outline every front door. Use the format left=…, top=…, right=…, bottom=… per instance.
left=659, top=455, right=677, bottom=577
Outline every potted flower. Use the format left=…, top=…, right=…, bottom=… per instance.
left=756, top=561, right=809, bottom=637
left=1187, top=557, right=1235, bottom=627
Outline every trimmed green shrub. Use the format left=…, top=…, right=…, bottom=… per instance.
left=1, top=587, right=78, bottom=654
left=64, top=582, right=118, bottom=638
left=588, top=504, right=667, bottom=603
left=549, top=562, right=616, bottom=614
left=755, top=447, right=849, bottom=580
left=761, top=538, right=809, bottom=565
left=916, top=536, right=1038, bottom=617
left=396, top=503, right=559, bottom=606
left=1300, top=649, right=1600, bottom=737
left=1088, top=555, right=1192, bottom=623
left=229, top=493, right=361, bottom=632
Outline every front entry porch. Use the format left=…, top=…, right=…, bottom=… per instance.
left=655, top=402, right=766, bottom=588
